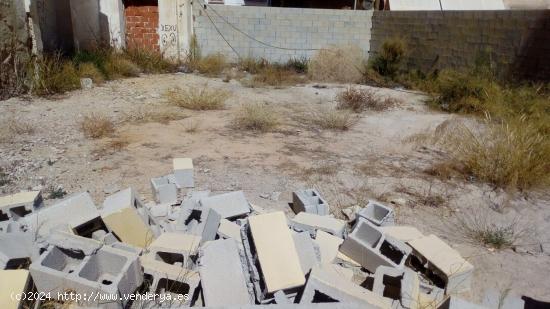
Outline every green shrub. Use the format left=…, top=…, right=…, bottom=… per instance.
left=285, top=57, right=309, bottom=74
left=369, top=38, right=407, bottom=78
left=104, top=54, right=140, bottom=79
left=34, top=54, right=81, bottom=95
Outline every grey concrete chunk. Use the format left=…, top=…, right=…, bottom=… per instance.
left=339, top=218, right=411, bottom=273
left=200, top=191, right=251, bottom=219
left=292, top=189, right=329, bottom=216
left=30, top=245, right=142, bottom=308
left=199, top=239, right=253, bottom=306
left=173, top=158, right=194, bottom=188
left=291, top=212, right=346, bottom=238
left=0, top=191, right=43, bottom=227
left=372, top=266, right=420, bottom=309
left=150, top=175, right=178, bottom=204
left=47, top=230, right=103, bottom=256
left=292, top=231, right=320, bottom=275
left=176, top=200, right=221, bottom=244
left=357, top=201, right=395, bottom=226
left=0, top=232, right=35, bottom=269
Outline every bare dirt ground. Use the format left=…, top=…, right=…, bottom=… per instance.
left=1, top=73, right=549, bottom=303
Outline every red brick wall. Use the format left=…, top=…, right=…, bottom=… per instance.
left=124, top=4, right=159, bottom=51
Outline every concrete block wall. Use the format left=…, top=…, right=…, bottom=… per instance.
left=370, top=10, right=550, bottom=80
left=193, top=5, right=373, bottom=63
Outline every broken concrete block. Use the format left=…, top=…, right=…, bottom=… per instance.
left=407, top=234, right=474, bottom=294
left=148, top=202, right=171, bottom=218
left=47, top=230, right=102, bottom=256
left=0, top=191, right=43, bottom=226
left=147, top=232, right=201, bottom=268
left=291, top=212, right=346, bottom=238
left=200, top=191, right=251, bottom=219
left=176, top=200, right=221, bottom=244
left=357, top=201, right=395, bottom=226
left=372, top=266, right=420, bottom=309
left=199, top=239, right=253, bottom=306
left=80, top=77, right=93, bottom=89
left=292, top=231, right=320, bottom=275
left=313, top=230, right=359, bottom=266
left=150, top=175, right=178, bottom=204
left=0, top=269, right=32, bottom=309
left=173, top=158, right=194, bottom=188
left=139, top=256, right=200, bottom=307
left=248, top=212, right=305, bottom=293
left=30, top=245, right=143, bottom=308
left=292, top=189, right=329, bottom=216
left=300, top=264, right=391, bottom=308
left=379, top=226, right=424, bottom=243
left=339, top=218, right=411, bottom=273
left=438, top=296, right=488, bottom=309
left=101, top=188, right=158, bottom=248
left=218, top=218, right=243, bottom=245
left=0, top=232, right=35, bottom=269
left=22, top=192, right=100, bottom=239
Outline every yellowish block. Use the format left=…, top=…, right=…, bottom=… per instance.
left=249, top=212, right=305, bottom=293
left=0, top=191, right=40, bottom=209
left=102, top=207, right=155, bottom=248
left=0, top=269, right=30, bottom=309
left=173, top=158, right=193, bottom=170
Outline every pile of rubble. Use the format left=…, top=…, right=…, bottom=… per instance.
left=0, top=158, right=522, bottom=308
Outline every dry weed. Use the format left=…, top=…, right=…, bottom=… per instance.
left=0, top=118, right=35, bottom=142
left=78, top=62, right=104, bottom=84
left=194, top=53, right=227, bottom=76
left=92, top=136, right=130, bottom=158
left=310, top=107, right=357, bottom=131
left=233, top=103, right=279, bottom=132
left=184, top=119, right=200, bottom=133
left=336, top=87, right=377, bottom=112
left=79, top=113, right=115, bottom=139
left=166, top=85, right=229, bottom=110
left=123, top=106, right=187, bottom=124
left=247, top=66, right=303, bottom=88
left=104, top=55, right=140, bottom=79
left=308, top=45, right=364, bottom=83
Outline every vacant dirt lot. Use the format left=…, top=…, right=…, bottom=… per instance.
left=1, top=73, right=549, bottom=302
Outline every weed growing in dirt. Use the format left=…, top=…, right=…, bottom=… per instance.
left=247, top=66, right=303, bottom=88
left=308, top=45, right=364, bottom=83
left=455, top=211, right=524, bottom=250
left=80, top=113, right=115, bottom=139
left=47, top=185, right=67, bottom=199
left=123, top=106, right=187, bottom=124
left=78, top=62, right=104, bottom=84
left=193, top=53, right=227, bottom=76
left=438, top=117, right=550, bottom=191
left=238, top=57, right=269, bottom=74
left=233, top=103, right=279, bottom=132
left=336, top=87, right=380, bottom=112
left=310, top=107, right=356, bottom=131
left=285, top=57, right=309, bottom=74
left=0, top=167, right=10, bottom=186
left=104, top=54, right=141, bottom=79
left=33, top=54, right=81, bottom=95
left=123, top=48, right=176, bottom=74
left=369, top=37, right=407, bottom=78
left=166, top=85, right=229, bottom=110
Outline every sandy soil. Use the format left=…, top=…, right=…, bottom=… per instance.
left=1, top=73, right=549, bottom=303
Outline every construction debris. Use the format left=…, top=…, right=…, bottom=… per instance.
left=0, top=160, right=500, bottom=308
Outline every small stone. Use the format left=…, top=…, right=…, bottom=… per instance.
left=80, top=78, right=93, bottom=89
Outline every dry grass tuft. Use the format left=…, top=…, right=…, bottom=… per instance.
left=233, top=103, right=280, bottom=132
left=310, top=107, right=357, bottom=131
left=184, top=119, right=200, bottom=133
left=34, top=56, right=81, bottom=95
left=336, top=87, right=380, bottom=112
left=308, top=45, right=365, bottom=83
left=104, top=55, right=140, bottom=79
left=79, top=113, right=115, bottom=139
left=78, top=62, right=104, bottom=84
left=0, top=119, right=35, bottom=143
left=165, top=85, right=229, bottom=110
left=437, top=117, right=550, bottom=191
left=92, top=136, right=130, bottom=158
left=247, top=66, right=303, bottom=88
left=194, top=53, right=228, bottom=76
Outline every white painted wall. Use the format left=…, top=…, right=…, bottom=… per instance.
left=389, top=0, right=441, bottom=10
left=159, top=0, right=193, bottom=60
left=99, top=0, right=125, bottom=49
left=441, top=0, right=506, bottom=10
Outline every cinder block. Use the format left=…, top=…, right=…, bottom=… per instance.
left=0, top=269, right=32, bottom=309
left=139, top=256, right=200, bottom=307
left=147, top=232, right=201, bottom=269
left=176, top=198, right=221, bottom=244
left=291, top=212, right=346, bottom=238
left=291, top=189, right=329, bottom=216
left=0, top=232, right=35, bottom=269
left=300, top=264, right=391, bottom=308
left=173, top=158, right=194, bottom=188
left=292, top=231, right=320, bottom=275
left=0, top=191, right=43, bottom=225
left=248, top=212, right=305, bottom=293
left=217, top=219, right=243, bottom=245
left=101, top=188, right=159, bottom=248
left=30, top=245, right=142, bottom=308
left=357, top=201, right=395, bottom=226
left=148, top=202, right=170, bottom=218
left=199, top=191, right=251, bottom=219
left=438, top=296, right=488, bottom=309
left=21, top=192, right=100, bottom=240
left=313, top=230, right=359, bottom=266
left=46, top=230, right=102, bottom=256
left=379, top=226, right=424, bottom=243
left=339, top=218, right=411, bottom=273
left=150, top=175, right=178, bottom=204
left=407, top=235, right=474, bottom=294
left=373, top=266, right=420, bottom=309
left=199, top=239, right=253, bottom=306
